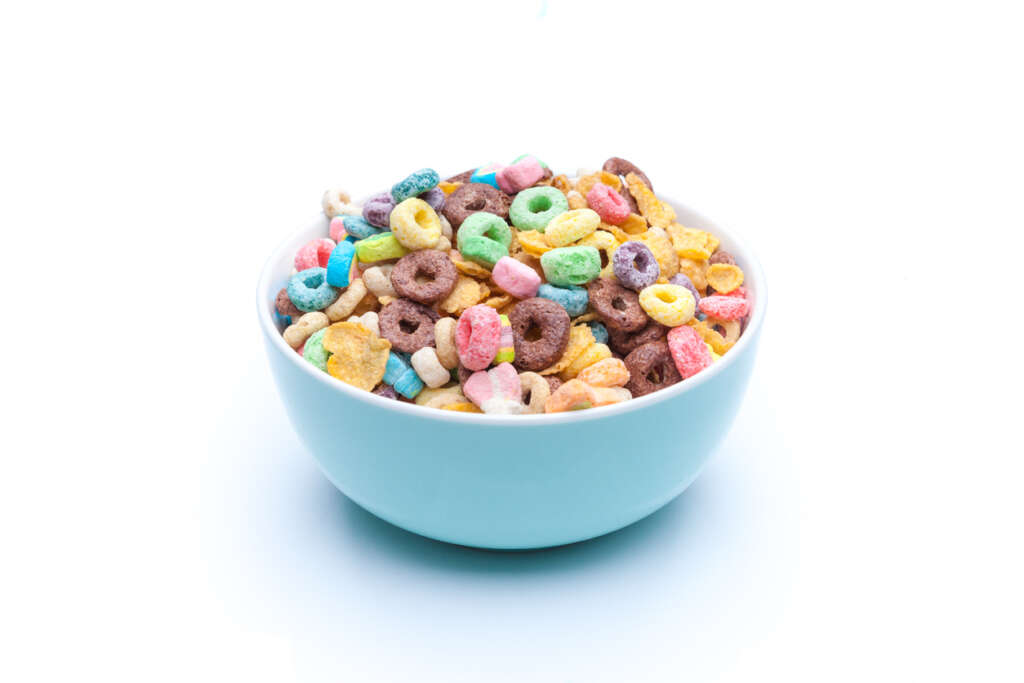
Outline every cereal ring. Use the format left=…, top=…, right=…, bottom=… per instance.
left=496, top=156, right=545, bottom=194
left=544, top=379, right=593, bottom=413
left=275, top=287, right=304, bottom=326
left=623, top=341, right=682, bottom=397
left=537, top=283, right=588, bottom=316
left=607, top=320, right=667, bottom=356
left=322, top=321, right=392, bottom=391
left=391, top=168, right=440, bottom=203
left=706, top=263, right=745, bottom=293
left=518, top=371, right=551, bottom=414
left=575, top=170, right=623, bottom=197
left=464, top=362, right=524, bottom=414
left=698, top=294, right=750, bottom=321
left=302, top=327, right=330, bottom=371
left=321, top=187, right=359, bottom=218
left=709, top=249, right=736, bottom=266
left=638, top=284, right=696, bottom=327
left=329, top=216, right=349, bottom=243
left=389, top=197, right=442, bottom=250
left=667, top=325, right=713, bottom=380
left=612, top=241, right=660, bottom=291
left=560, top=342, right=612, bottom=381
left=545, top=375, right=564, bottom=393
left=287, top=267, right=340, bottom=312
left=544, top=208, right=600, bottom=247
left=508, top=186, right=569, bottom=232
left=705, top=317, right=741, bottom=348
left=577, top=357, right=630, bottom=388
left=341, top=215, right=383, bottom=240
left=686, top=318, right=735, bottom=355
left=495, top=314, right=515, bottom=364
left=378, top=298, right=439, bottom=353
left=381, top=351, right=424, bottom=399
left=668, top=273, right=701, bottom=309
left=442, top=183, right=511, bottom=230
left=373, top=384, right=399, bottom=400
left=470, top=163, right=503, bottom=188
left=324, top=278, right=368, bottom=321
left=326, top=240, right=356, bottom=288
left=491, top=256, right=541, bottom=299
left=585, top=183, right=631, bottom=225
left=411, top=347, right=451, bottom=388
left=455, top=304, right=502, bottom=371
left=508, top=297, right=571, bottom=371
left=445, top=169, right=475, bottom=184
left=602, top=158, right=652, bottom=190
left=540, top=246, right=601, bottom=287
left=587, top=277, right=648, bottom=332
left=576, top=230, right=618, bottom=278
left=283, top=311, right=329, bottom=348
left=433, top=316, right=459, bottom=369
left=632, top=227, right=679, bottom=279
left=346, top=311, right=380, bottom=337
left=354, top=232, right=408, bottom=263
left=295, top=238, right=337, bottom=271
left=363, top=191, right=396, bottom=228
left=438, top=275, right=490, bottom=316
left=457, top=212, right=512, bottom=267
left=588, top=386, right=633, bottom=407
left=586, top=320, right=609, bottom=345
left=390, top=250, right=458, bottom=304
left=419, top=186, right=445, bottom=212
left=363, top=265, right=398, bottom=300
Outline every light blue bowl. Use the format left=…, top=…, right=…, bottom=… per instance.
left=258, top=196, right=766, bottom=549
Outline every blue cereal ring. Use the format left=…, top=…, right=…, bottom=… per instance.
left=470, top=163, right=502, bottom=189
left=302, top=327, right=330, bottom=371
left=391, top=168, right=440, bottom=203
left=537, top=283, right=589, bottom=316
left=382, top=351, right=423, bottom=398
left=287, top=267, right=339, bottom=312
left=382, top=351, right=411, bottom=386
left=326, top=241, right=356, bottom=288
left=586, top=321, right=609, bottom=345
left=342, top=215, right=383, bottom=240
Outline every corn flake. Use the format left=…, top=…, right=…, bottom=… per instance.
left=439, top=275, right=490, bottom=316
left=625, top=172, right=670, bottom=228
left=322, top=322, right=392, bottom=391
left=540, top=324, right=595, bottom=375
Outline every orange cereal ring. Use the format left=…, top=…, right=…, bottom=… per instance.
left=544, top=379, right=593, bottom=413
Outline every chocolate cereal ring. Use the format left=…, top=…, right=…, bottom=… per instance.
left=379, top=298, right=439, bottom=353
left=508, top=297, right=571, bottom=371
left=602, top=157, right=653, bottom=190
left=390, top=250, right=458, bottom=304
left=442, top=182, right=512, bottom=230
left=445, top=169, right=476, bottom=184
left=587, top=277, right=648, bottom=332
left=708, top=249, right=736, bottom=266
left=623, top=341, right=681, bottom=397
left=607, top=320, right=668, bottom=356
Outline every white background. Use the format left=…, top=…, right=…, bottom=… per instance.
left=3, top=1, right=1023, bottom=681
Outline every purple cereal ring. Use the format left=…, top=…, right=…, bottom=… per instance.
left=363, top=192, right=396, bottom=228
left=419, top=186, right=445, bottom=212
left=669, top=273, right=701, bottom=307
left=612, top=241, right=660, bottom=291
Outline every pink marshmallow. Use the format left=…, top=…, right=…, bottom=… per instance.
left=463, top=363, right=524, bottom=414
left=496, top=156, right=545, bottom=194
left=491, top=256, right=541, bottom=299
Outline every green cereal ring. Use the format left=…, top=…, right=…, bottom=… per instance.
left=457, top=212, right=512, bottom=267
left=509, top=187, right=569, bottom=232
left=354, top=232, right=408, bottom=263
left=302, top=327, right=330, bottom=371
left=541, top=246, right=602, bottom=287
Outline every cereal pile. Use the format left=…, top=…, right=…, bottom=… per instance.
left=275, top=156, right=751, bottom=415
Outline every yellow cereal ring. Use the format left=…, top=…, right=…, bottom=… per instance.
left=515, top=229, right=554, bottom=256
left=575, top=229, right=618, bottom=277
left=631, top=227, right=679, bottom=279
left=687, top=318, right=735, bottom=355
left=577, top=357, right=630, bottom=388
left=706, top=263, right=744, bottom=293
left=638, top=284, right=696, bottom=327
left=545, top=208, right=600, bottom=247
left=625, top=173, right=671, bottom=228
left=560, top=342, right=612, bottom=381
left=678, top=257, right=709, bottom=292
left=322, top=321, right=392, bottom=391
left=438, top=275, right=489, bottom=316
left=389, top=197, right=441, bottom=250
left=441, top=401, right=483, bottom=413
left=540, top=324, right=595, bottom=375
left=619, top=213, right=648, bottom=235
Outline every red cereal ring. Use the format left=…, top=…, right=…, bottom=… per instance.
left=390, top=250, right=458, bottom=304
left=585, top=183, right=631, bottom=225
left=455, top=304, right=502, bottom=370
left=698, top=295, right=750, bottom=321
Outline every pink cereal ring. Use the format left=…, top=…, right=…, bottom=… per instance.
left=585, top=183, right=630, bottom=225
left=667, top=325, right=713, bottom=379
left=455, top=304, right=502, bottom=370
left=698, top=295, right=750, bottom=321
left=294, top=238, right=337, bottom=271
left=463, top=362, right=524, bottom=414
left=491, top=256, right=542, bottom=299
left=329, top=216, right=348, bottom=242
left=496, top=156, right=544, bottom=194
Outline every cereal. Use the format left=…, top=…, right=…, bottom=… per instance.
left=381, top=350, right=424, bottom=399
left=687, top=317, right=735, bottom=355
left=438, top=181, right=461, bottom=195
left=439, top=275, right=490, bottom=316
left=577, top=357, right=630, bottom=388
left=607, top=320, right=667, bottom=356
left=457, top=212, right=512, bottom=267
left=544, top=208, right=600, bottom=247
left=287, top=267, right=340, bottom=312
left=540, top=323, right=595, bottom=375
left=668, top=273, right=701, bottom=309
left=378, top=298, right=439, bottom=353
left=620, top=213, right=648, bottom=235
left=575, top=170, right=622, bottom=197
left=455, top=304, right=502, bottom=370
left=389, top=197, right=443, bottom=250
left=324, top=278, right=368, bottom=321
left=708, top=250, right=735, bottom=266
left=560, top=341, right=612, bottom=381
left=544, top=379, right=593, bottom=413
left=515, top=229, right=554, bottom=257
left=678, top=257, right=709, bottom=292
left=323, top=321, right=392, bottom=391
left=341, top=215, right=383, bottom=240
left=442, top=183, right=511, bottom=229
left=363, top=265, right=398, bottom=300
left=706, top=263, right=744, bottom=293
left=433, top=316, right=459, bottom=369
left=470, top=163, right=503, bottom=189
left=494, top=314, right=515, bottom=364
left=509, top=186, right=569, bottom=231
left=275, top=287, right=303, bottom=326
left=576, top=230, right=618, bottom=278
left=295, top=238, right=337, bottom=271
left=326, top=240, right=357, bottom=288
left=698, top=295, right=750, bottom=321
left=283, top=311, right=329, bottom=348
left=508, top=297, right=571, bottom=371
left=346, top=311, right=380, bottom=337
left=463, top=363, right=523, bottom=414
left=667, top=325, right=712, bottom=379
left=586, top=183, right=631, bottom=225
left=391, top=168, right=440, bottom=203
left=623, top=341, right=682, bottom=397
left=602, top=157, right=652, bottom=190
left=354, top=232, right=408, bottom=263
left=540, top=246, right=601, bottom=286
left=638, top=284, right=695, bottom=327
left=551, top=174, right=573, bottom=195
left=566, top=190, right=587, bottom=210
left=491, top=256, right=542, bottom=299
left=625, top=172, right=670, bottom=228
left=537, top=283, right=588, bottom=316
left=587, top=277, right=647, bottom=332
left=373, top=384, right=399, bottom=400
left=518, top=371, right=551, bottom=414
left=419, top=186, right=446, bottom=212
left=705, top=317, right=741, bottom=348
left=586, top=320, right=609, bottom=345
left=411, top=347, right=451, bottom=388
left=363, top=191, right=396, bottom=228
left=300, top=327, right=330, bottom=370
left=441, top=402, right=482, bottom=413
left=390, top=250, right=458, bottom=304
left=450, top=250, right=494, bottom=279
left=321, top=187, right=359, bottom=218
left=329, top=216, right=348, bottom=243
left=632, top=227, right=678, bottom=279
left=496, top=156, right=545, bottom=194
left=612, top=241, right=660, bottom=291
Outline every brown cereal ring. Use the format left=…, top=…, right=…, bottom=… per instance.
left=508, top=297, right=571, bottom=371
left=441, top=183, right=512, bottom=230
left=390, top=250, right=458, bottom=304
left=378, top=298, right=439, bottom=353
left=275, top=287, right=303, bottom=321
left=708, top=249, right=736, bottom=266
left=446, top=169, right=476, bottom=184
left=602, top=157, right=653, bottom=190
left=623, top=341, right=681, bottom=397
left=607, top=320, right=668, bottom=356
left=587, top=277, right=649, bottom=332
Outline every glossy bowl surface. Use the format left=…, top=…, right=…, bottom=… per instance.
left=258, top=194, right=766, bottom=549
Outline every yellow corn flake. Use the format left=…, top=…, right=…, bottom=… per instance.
left=438, top=275, right=490, bottom=316
left=625, top=172, right=670, bottom=228
left=630, top=227, right=678, bottom=279
left=322, top=322, right=392, bottom=391
left=678, top=257, right=709, bottom=292
left=415, top=384, right=464, bottom=406
left=600, top=222, right=633, bottom=243
left=540, top=324, right=596, bottom=375
left=619, top=213, right=648, bottom=235
left=571, top=312, right=599, bottom=324
left=576, top=229, right=618, bottom=278
left=377, top=295, right=396, bottom=307
left=441, top=401, right=482, bottom=413
left=560, top=342, right=612, bottom=381
left=515, top=229, right=554, bottom=256
left=438, top=181, right=461, bottom=195
left=688, top=318, right=735, bottom=355
left=450, top=250, right=493, bottom=279
left=666, top=223, right=714, bottom=260
left=551, top=174, right=573, bottom=195
left=706, top=263, right=744, bottom=293
left=575, top=170, right=622, bottom=197
left=661, top=201, right=677, bottom=223
left=484, top=293, right=513, bottom=310
left=567, top=190, right=587, bottom=210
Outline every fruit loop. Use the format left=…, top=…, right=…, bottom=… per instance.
left=275, top=156, right=752, bottom=413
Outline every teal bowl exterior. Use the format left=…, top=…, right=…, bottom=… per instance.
left=258, top=195, right=766, bottom=549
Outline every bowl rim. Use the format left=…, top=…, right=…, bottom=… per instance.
left=257, top=188, right=767, bottom=426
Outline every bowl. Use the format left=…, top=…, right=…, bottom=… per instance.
left=257, top=193, right=766, bottom=549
